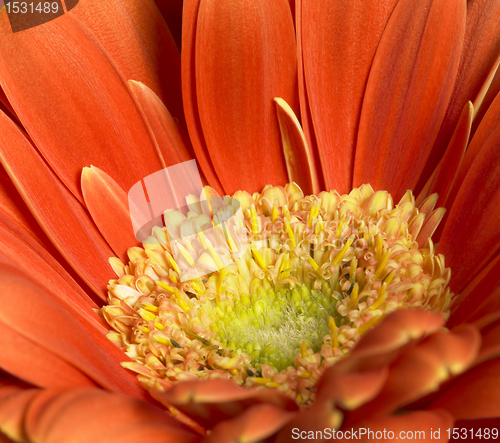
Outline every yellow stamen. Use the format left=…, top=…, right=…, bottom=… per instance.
left=332, top=235, right=354, bottom=265
left=329, top=316, right=338, bottom=348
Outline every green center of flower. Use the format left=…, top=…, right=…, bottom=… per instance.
left=102, top=183, right=454, bottom=406
left=203, top=283, right=336, bottom=371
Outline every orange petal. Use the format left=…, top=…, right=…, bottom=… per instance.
left=353, top=0, right=466, bottom=200
left=193, top=0, right=297, bottom=194
left=0, top=11, right=164, bottom=204
left=0, top=227, right=103, bottom=331
left=69, top=0, right=186, bottom=133
left=0, top=387, right=38, bottom=442
left=345, top=326, right=479, bottom=424
left=0, top=171, right=70, bottom=266
left=437, top=92, right=500, bottom=294
left=274, top=97, right=320, bottom=195
left=317, top=367, right=388, bottom=411
left=129, top=80, right=195, bottom=165
left=416, top=207, right=446, bottom=247
left=426, top=102, right=473, bottom=207
left=476, top=320, right=500, bottom=365
left=81, top=166, right=140, bottom=262
left=0, top=268, right=149, bottom=403
left=295, top=0, right=324, bottom=191
left=0, top=110, right=114, bottom=298
left=448, top=253, right=500, bottom=327
left=151, top=379, right=298, bottom=430
left=334, top=310, right=445, bottom=373
left=180, top=0, right=232, bottom=195
left=0, top=388, right=201, bottom=443
left=0, top=321, right=97, bottom=390
left=341, top=410, right=453, bottom=442
left=426, top=358, right=500, bottom=419
left=205, top=404, right=295, bottom=443
left=420, top=0, right=500, bottom=190
left=301, top=0, right=398, bottom=194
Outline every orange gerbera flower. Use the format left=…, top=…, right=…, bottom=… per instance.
left=0, top=0, right=499, bottom=442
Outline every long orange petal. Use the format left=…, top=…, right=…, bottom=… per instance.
left=353, top=0, right=466, bottom=200
left=426, top=358, right=500, bottom=419
left=475, top=320, right=500, bottom=365
left=129, top=80, right=196, bottom=166
left=0, top=110, right=115, bottom=298
left=194, top=0, right=297, bottom=194
left=0, top=322, right=98, bottom=390
left=181, top=0, right=230, bottom=195
left=426, top=102, right=473, bottom=208
left=0, top=227, right=103, bottom=327
left=274, top=97, right=320, bottom=195
left=0, top=11, right=164, bottom=204
left=419, top=0, right=500, bottom=191
left=295, top=0, right=324, bottom=191
left=437, top=92, right=500, bottom=294
left=69, top=0, right=186, bottom=133
left=0, top=268, right=149, bottom=403
left=81, top=166, right=140, bottom=262
left=301, top=0, right=398, bottom=194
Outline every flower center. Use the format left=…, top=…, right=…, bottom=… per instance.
left=102, top=183, right=453, bottom=406
left=200, top=282, right=337, bottom=372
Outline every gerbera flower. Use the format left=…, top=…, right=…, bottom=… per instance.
left=0, top=0, right=499, bottom=441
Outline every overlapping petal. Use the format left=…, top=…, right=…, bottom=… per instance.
left=0, top=267, right=149, bottom=402
left=300, top=0, right=398, bottom=194
left=0, top=109, right=115, bottom=297
left=0, top=387, right=202, bottom=443
left=353, top=0, right=466, bottom=200
left=184, top=0, right=297, bottom=194
left=0, top=10, right=164, bottom=204
left=438, top=91, right=500, bottom=293
left=69, top=0, right=186, bottom=132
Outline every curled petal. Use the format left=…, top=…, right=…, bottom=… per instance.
left=274, top=97, right=320, bottom=195
left=316, top=367, right=388, bottom=411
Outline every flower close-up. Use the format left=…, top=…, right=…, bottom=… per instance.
left=0, top=0, right=499, bottom=442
